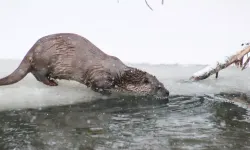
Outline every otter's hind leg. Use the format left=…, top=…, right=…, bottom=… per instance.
left=31, top=71, right=58, bottom=86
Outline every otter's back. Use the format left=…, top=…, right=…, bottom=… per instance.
left=32, top=33, right=127, bottom=80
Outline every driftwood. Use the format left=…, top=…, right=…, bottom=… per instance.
left=190, top=43, right=250, bottom=81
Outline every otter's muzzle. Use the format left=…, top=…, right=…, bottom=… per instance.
left=156, top=88, right=169, bottom=98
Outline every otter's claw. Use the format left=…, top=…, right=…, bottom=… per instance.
left=43, top=78, right=58, bottom=86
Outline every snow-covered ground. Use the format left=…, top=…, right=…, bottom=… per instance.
left=0, top=59, right=249, bottom=111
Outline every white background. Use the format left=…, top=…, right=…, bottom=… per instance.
left=0, top=0, right=249, bottom=65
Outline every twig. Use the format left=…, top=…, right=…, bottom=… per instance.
left=145, top=0, right=164, bottom=11
left=145, top=0, right=153, bottom=11
left=242, top=56, right=250, bottom=70
left=117, top=0, right=164, bottom=11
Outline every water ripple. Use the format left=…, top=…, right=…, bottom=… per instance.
left=0, top=93, right=249, bottom=150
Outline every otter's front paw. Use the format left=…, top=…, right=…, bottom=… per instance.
left=91, top=86, right=112, bottom=96
left=90, top=76, right=114, bottom=96
left=97, top=88, right=112, bottom=96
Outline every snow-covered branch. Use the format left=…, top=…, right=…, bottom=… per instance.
left=190, top=43, right=250, bottom=81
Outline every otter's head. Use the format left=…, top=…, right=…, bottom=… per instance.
left=115, top=68, right=169, bottom=99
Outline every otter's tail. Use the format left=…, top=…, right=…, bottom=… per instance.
left=0, top=57, right=31, bottom=85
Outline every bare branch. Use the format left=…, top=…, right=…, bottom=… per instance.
left=144, top=0, right=164, bottom=11
left=117, top=0, right=164, bottom=11
left=145, top=0, right=153, bottom=11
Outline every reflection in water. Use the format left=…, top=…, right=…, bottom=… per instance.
left=0, top=93, right=250, bottom=150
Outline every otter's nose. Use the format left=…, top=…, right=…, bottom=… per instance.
left=165, top=90, right=169, bottom=97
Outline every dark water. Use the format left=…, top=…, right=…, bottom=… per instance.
left=0, top=93, right=250, bottom=150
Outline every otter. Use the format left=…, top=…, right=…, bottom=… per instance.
left=0, top=33, right=169, bottom=98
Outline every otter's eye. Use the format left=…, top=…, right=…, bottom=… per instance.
left=144, top=79, right=149, bottom=84
left=157, top=85, right=161, bottom=89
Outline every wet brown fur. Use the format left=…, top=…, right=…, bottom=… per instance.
left=0, top=33, right=169, bottom=97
